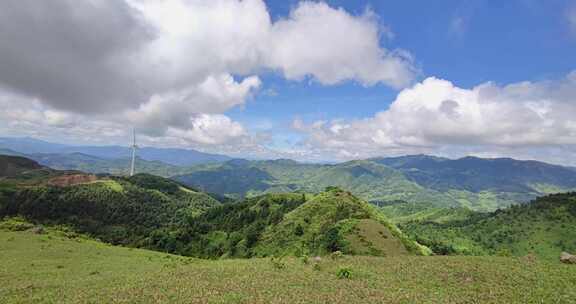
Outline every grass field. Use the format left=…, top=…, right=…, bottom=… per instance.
left=1, top=229, right=575, bottom=303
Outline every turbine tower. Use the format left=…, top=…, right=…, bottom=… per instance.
left=129, top=128, right=138, bottom=177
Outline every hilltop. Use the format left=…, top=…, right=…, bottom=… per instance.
left=0, top=154, right=45, bottom=177
left=256, top=187, right=426, bottom=257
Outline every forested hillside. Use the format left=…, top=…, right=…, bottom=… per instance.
left=147, top=187, right=426, bottom=258
left=400, top=192, right=576, bottom=259
left=0, top=172, right=220, bottom=246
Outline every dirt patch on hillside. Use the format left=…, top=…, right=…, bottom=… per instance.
left=47, top=174, right=97, bottom=187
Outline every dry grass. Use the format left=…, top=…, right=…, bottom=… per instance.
left=345, top=219, right=409, bottom=256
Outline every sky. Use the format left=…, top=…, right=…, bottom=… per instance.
left=0, top=0, right=576, bottom=164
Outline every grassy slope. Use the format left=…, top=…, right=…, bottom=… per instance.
left=1, top=229, right=575, bottom=304
left=256, top=188, right=428, bottom=257
left=344, top=219, right=409, bottom=256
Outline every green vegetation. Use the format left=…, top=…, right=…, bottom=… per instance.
left=147, top=187, right=425, bottom=258
left=256, top=187, right=427, bottom=257
left=1, top=226, right=575, bottom=303
left=1, top=156, right=420, bottom=260
left=175, top=156, right=576, bottom=211
left=379, top=201, right=475, bottom=224
left=1, top=154, right=576, bottom=303
left=148, top=192, right=307, bottom=258
left=401, top=192, right=576, bottom=259
left=1, top=173, right=220, bottom=247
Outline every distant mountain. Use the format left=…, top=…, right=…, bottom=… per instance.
left=174, top=156, right=576, bottom=211
left=0, top=155, right=44, bottom=177
left=372, top=155, right=576, bottom=194
left=27, top=152, right=192, bottom=177
left=0, top=137, right=231, bottom=166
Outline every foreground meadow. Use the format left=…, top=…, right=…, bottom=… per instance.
left=0, top=230, right=575, bottom=304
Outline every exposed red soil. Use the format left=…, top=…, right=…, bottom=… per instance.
left=47, top=174, right=98, bottom=187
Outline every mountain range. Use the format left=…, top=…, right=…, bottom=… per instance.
left=175, top=156, right=576, bottom=211
left=3, top=137, right=576, bottom=212
left=0, top=137, right=231, bottom=166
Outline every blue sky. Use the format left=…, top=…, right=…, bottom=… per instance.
left=226, top=0, right=576, bottom=152
left=0, top=0, right=575, bottom=164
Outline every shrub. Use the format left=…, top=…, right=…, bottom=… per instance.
left=0, top=217, right=34, bottom=231
left=300, top=254, right=310, bottom=265
left=270, top=256, right=286, bottom=270
left=337, top=267, right=352, bottom=279
left=496, top=248, right=512, bottom=257
left=330, top=251, right=344, bottom=260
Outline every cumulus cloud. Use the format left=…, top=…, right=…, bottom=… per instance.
left=0, top=0, right=415, bottom=148
left=295, top=72, right=576, bottom=163
left=126, top=74, right=261, bottom=136
left=265, top=2, right=415, bottom=87
left=0, top=89, right=258, bottom=151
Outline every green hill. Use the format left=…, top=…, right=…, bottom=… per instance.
left=0, top=155, right=46, bottom=177
left=256, top=187, right=427, bottom=257
left=400, top=192, right=576, bottom=259
left=1, top=224, right=575, bottom=303
left=145, top=188, right=427, bottom=259
left=174, top=156, right=576, bottom=211
left=0, top=172, right=220, bottom=247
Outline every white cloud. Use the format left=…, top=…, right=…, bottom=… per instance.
left=265, top=2, right=415, bottom=87
left=0, top=0, right=415, bottom=148
left=165, top=114, right=247, bottom=145
left=125, top=74, right=261, bottom=136
left=295, top=72, right=576, bottom=164
left=0, top=90, right=252, bottom=147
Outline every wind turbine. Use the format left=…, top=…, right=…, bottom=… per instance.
left=129, top=128, right=138, bottom=177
